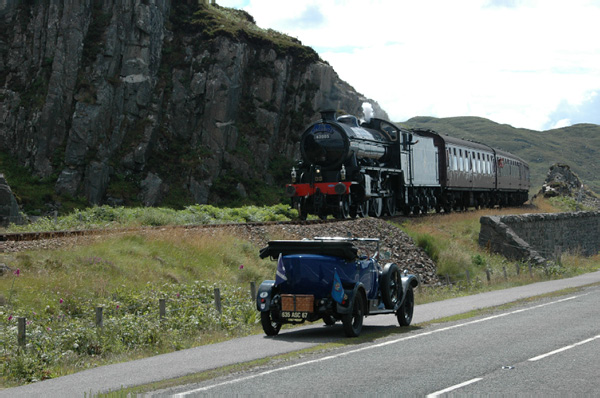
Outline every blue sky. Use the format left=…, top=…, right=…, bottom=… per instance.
left=218, top=0, right=600, bottom=131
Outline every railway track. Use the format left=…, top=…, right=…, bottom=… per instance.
left=0, top=218, right=360, bottom=243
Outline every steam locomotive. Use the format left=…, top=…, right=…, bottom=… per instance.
left=285, top=109, right=530, bottom=219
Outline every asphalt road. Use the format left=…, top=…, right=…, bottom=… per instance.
left=164, top=285, right=600, bottom=396
left=3, top=270, right=600, bottom=397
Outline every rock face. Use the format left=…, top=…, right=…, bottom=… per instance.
left=0, top=174, right=23, bottom=226
left=0, top=2, right=387, bottom=208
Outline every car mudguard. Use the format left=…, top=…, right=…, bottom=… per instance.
left=336, top=282, right=365, bottom=315
left=398, top=274, right=419, bottom=308
left=256, top=280, right=276, bottom=312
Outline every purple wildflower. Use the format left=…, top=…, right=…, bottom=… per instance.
left=239, top=264, right=244, bottom=270
left=59, top=298, right=64, bottom=304
left=8, top=315, right=12, bottom=321
left=14, top=268, right=20, bottom=276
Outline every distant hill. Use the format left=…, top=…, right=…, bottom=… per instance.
left=399, top=116, right=600, bottom=194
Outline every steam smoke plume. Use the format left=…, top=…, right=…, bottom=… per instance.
left=362, top=102, right=374, bottom=123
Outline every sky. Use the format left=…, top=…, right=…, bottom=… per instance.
left=217, top=0, right=600, bottom=131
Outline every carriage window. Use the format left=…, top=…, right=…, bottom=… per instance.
left=466, top=151, right=471, bottom=171
left=452, top=148, right=458, bottom=170
left=459, top=149, right=463, bottom=171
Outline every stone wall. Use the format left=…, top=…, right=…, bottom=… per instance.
left=479, top=212, right=600, bottom=264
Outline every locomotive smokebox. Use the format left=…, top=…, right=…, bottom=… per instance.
left=300, top=114, right=390, bottom=170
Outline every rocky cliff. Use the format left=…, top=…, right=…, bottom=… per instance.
left=0, top=1, right=386, bottom=211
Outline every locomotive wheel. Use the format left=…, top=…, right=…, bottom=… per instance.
left=336, top=196, right=351, bottom=219
left=295, top=199, right=307, bottom=220
left=384, top=195, right=396, bottom=216
left=370, top=197, right=383, bottom=217
left=357, top=201, right=369, bottom=218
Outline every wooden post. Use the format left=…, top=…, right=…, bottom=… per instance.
left=159, top=298, right=166, bottom=319
left=485, top=268, right=491, bottom=284
left=528, top=263, right=533, bottom=278
left=95, top=306, right=103, bottom=328
left=466, top=269, right=471, bottom=286
left=516, top=263, right=520, bottom=275
left=503, top=266, right=508, bottom=281
left=17, top=317, right=26, bottom=347
left=214, top=288, right=222, bottom=314
left=250, top=281, right=256, bottom=300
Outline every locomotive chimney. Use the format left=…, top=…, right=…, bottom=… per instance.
left=320, top=109, right=337, bottom=122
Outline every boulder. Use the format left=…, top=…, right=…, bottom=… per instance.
left=0, top=174, right=24, bottom=226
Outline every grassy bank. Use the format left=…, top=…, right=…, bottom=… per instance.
left=0, top=229, right=277, bottom=387
left=399, top=198, right=600, bottom=303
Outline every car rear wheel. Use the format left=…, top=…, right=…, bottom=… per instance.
left=261, top=310, right=282, bottom=336
left=381, top=263, right=401, bottom=309
left=397, top=286, right=414, bottom=327
left=342, top=293, right=364, bottom=337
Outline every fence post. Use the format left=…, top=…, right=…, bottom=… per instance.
left=503, top=266, right=508, bottom=281
left=214, top=288, right=222, bottom=314
left=17, top=317, right=26, bottom=347
left=516, top=263, right=520, bottom=275
left=159, top=298, right=166, bottom=319
left=528, top=263, right=533, bottom=278
left=485, top=268, right=491, bottom=284
left=95, top=306, right=103, bottom=328
left=250, top=282, right=256, bottom=300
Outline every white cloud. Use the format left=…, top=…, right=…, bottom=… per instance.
left=218, top=0, right=600, bottom=130
left=551, top=118, right=571, bottom=129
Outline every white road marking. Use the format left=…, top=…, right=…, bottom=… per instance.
left=426, top=378, right=483, bottom=397
left=173, top=294, right=583, bottom=397
left=528, top=334, right=600, bottom=362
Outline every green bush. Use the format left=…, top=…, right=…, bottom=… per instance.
left=0, top=282, right=257, bottom=384
left=5, top=204, right=298, bottom=233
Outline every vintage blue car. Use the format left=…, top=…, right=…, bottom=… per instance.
left=256, top=237, right=419, bottom=337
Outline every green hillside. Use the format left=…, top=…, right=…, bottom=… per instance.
left=399, top=117, right=600, bottom=194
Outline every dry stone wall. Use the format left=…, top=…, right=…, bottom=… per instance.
left=479, top=212, right=600, bottom=263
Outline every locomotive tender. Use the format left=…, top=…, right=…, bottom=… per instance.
left=286, top=108, right=530, bottom=219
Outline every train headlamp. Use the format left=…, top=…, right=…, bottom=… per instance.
left=315, top=167, right=322, bottom=182
left=291, top=167, right=297, bottom=183
left=341, top=165, right=346, bottom=180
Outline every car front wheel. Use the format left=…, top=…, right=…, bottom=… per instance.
left=342, top=293, right=364, bottom=337
left=397, top=286, right=414, bottom=327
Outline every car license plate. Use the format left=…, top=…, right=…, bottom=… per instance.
left=280, top=311, right=309, bottom=320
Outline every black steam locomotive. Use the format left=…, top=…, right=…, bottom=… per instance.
left=285, top=109, right=530, bottom=219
